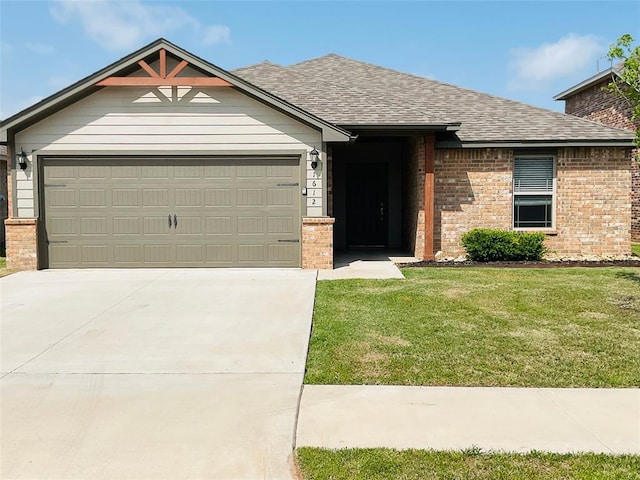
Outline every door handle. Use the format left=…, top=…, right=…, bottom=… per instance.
left=173, top=214, right=178, bottom=229
left=168, top=215, right=172, bottom=228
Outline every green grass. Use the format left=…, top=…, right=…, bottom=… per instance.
left=296, top=448, right=640, bottom=480
left=632, top=244, right=640, bottom=257
left=305, top=268, right=640, bottom=387
left=0, top=257, right=5, bottom=269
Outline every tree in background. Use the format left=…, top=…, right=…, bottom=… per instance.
left=607, top=34, right=640, bottom=148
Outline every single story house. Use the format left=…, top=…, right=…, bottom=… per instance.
left=554, top=66, right=639, bottom=242
left=1, top=39, right=635, bottom=270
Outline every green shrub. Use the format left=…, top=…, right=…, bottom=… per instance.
left=461, top=229, right=547, bottom=262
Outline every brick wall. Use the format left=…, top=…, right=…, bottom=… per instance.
left=5, top=218, right=38, bottom=270
left=435, top=149, right=512, bottom=257
left=547, top=147, right=631, bottom=257
left=563, top=78, right=639, bottom=242
left=565, top=78, right=636, bottom=130
left=403, top=137, right=425, bottom=259
left=301, top=217, right=334, bottom=269
left=432, top=147, right=631, bottom=259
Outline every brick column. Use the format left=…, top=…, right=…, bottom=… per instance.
left=5, top=218, right=38, bottom=270
left=301, top=217, right=334, bottom=269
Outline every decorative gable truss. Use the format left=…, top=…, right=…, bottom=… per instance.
left=96, top=48, right=233, bottom=87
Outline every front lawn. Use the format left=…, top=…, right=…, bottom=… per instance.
left=305, top=268, right=640, bottom=387
left=632, top=243, right=640, bottom=257
left=297, top=448, right=640, bottom=480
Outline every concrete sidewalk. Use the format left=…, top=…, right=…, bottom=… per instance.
left=297, top=385, right=640, bottom=454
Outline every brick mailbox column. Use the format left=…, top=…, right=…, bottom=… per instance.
left=301, top=217, right=335, bottom=269
left=5, top=218, right=38, bottom=270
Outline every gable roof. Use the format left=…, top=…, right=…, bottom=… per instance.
left=234, top=54, right=634, bottom=146
left=554, top=66, right=621, bottom=101
left=0, top=39, right=353, bottom=143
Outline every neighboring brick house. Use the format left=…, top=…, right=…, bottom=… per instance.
left=0, top=145, right=7, bottom=251
left=555, top=67, right=639, bottom=242
left=0, top=39, right=635, bottom=271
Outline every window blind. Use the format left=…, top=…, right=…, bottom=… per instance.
left=513, top=157, right=554, bottom=193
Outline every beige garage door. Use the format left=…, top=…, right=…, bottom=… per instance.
left=42, top=156, right=301, bottom=268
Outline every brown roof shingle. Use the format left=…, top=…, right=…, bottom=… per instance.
left=234, top=54, right=634, bottom=144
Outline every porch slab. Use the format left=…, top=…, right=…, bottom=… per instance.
left=317, top=250, right=407, bottom=280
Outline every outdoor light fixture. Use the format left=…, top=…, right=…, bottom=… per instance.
left=310, top=147, right=320, bottom=169
left=17, top=148, right=28, bottom=170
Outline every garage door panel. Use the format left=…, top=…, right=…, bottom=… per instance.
left=204, top=165, right=232, bottom=178
left=78, top=166, right=108, bottom=179
left=113, top=189, right=139, bottom=207
left=236, top=161, right=265, bottom=178
left=175, top=189, right=202, bottom=207
left=237, top=189, right=263, bottom=207
left=143, top=217, right=172, bottom=235
left=82, top=245, right=109, bottom=263
left=50, top=245, right=80, bottom=264
left=174, top=216, right=202, bottom=235
left=205, top=189, right=232, bottom=207
left=269, top=244, right=297, bottom=262
left=80, top=218, right=108, bottom=235
left=141, top=165, right=170, bottom=179
left=267, top=189, right=294, bottom=206
left=47, top=165, right=76, bottom=179
left=48, top=189, right=76, bottom=207
left=113, top=245, right=143, bottom=264
left=79, top=189, right=107, bottom=207
left=142, top=189, right=170, bottom=207
left=49, top=217, right=78, bottom=235
left=267, top=163, right=294, bottom=178
left=111, top=165, right=138, bottom=179
left=237, top=217, right=264, bottom=235
left=238, top=245, right=265, bottom=263
left=113, top=217, right=140, bottom=235
left=205, top=217, right=232, bottom=235
left=144, top=245, right=172, bottom=263
left=44, top=157, right=301, bottom=268
left=176, top=245, right=204, bottom=263
left=268, top=217, right=294, bottom=234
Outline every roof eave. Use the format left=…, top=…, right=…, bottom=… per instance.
left=437, top=139, right=636, bottom=149
left=340, top=123, right=461, bottom=132
left=554, top=68, right=618, bottom=101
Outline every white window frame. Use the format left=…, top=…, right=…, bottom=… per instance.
left=512, top=155, right=556, bottom=231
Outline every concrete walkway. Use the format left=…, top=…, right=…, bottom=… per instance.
left=1, top=269, right=317, bottom=480
left=297, top=385, right=640, bottom=454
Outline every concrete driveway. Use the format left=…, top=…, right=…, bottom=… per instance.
left=1, top=268, right=317, bottom=480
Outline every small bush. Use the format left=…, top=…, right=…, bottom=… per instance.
left=461, top=229, right=547, bottom=262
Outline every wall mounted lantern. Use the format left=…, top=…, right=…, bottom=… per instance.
left=17, top=148, right=28, bottom=170
left=310, top=147, right=320, bottom=170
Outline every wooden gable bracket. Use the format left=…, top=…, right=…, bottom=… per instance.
left=95, top=49, right=233, bottom=87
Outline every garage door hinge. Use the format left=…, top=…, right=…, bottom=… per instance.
left=277, top=183, right=299, bottom=187
left=277, top=239, right=300, bottom=243
left=47, top=240, right=68, bottom=244
left=44, top=184, right=67, bottom=187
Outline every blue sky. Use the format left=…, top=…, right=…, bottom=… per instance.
left=1, top=0, right=638, bottom=120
